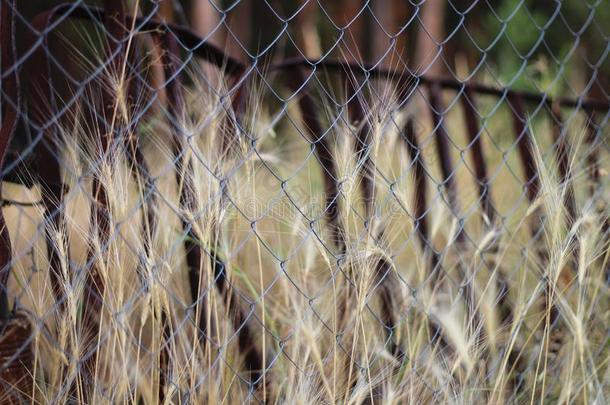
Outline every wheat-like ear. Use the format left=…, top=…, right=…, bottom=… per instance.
left=4, top=10, right=608, bottom=401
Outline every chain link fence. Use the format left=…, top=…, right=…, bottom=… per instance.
left=0, top=0, right=609, bottom=403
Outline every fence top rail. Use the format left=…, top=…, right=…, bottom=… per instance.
left=18, top=2, right=610, bottom=114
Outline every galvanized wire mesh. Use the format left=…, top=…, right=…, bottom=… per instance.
left=0, top=0, right=609, bottom=403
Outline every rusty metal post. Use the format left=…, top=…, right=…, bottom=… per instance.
left=400, top=119, right=440, bottom=271
left=583, top=110, right=609, bottom=283
left=293, top=70, right=345, bottom=253
left=0, top=312, right=33, bottom=402
left=123, top=10, right=169, bottom=404
left=0, top=0, right=18, bottom=319
left=156, top=26, right=207, bottom=341
left=462, top=86, right=494, bottom=223
left=0, top=1, right=34, bottom=402
left=271, top=56, right=610, bottom=112
left=24, top=9, right=70, bottom=312
left=347, top=83, right=376, bottom=220
left=292, top=70, right=373, bottom=391
left=426, top=84, right=486, bottom=345
left=79, top=0, right=130, bottom=399
left=158, top=25, right=264, bottom=389
left=508, top=94, right=564, bottom=365
left=0, top=0, right=33, bottom=404
left=508, top=94, right=540, bottom=203
left=399, top=119, right=456, bottom=351
left=461, top=88, right=513, bottom=325
left=346, top=78, right=406, bottom=360
left=427, top=81, right=464, bottom=242
left=221, top=67, right=268, bottom=387
left=549, top=103, right=577, bottom=225
left=584, top=110, right=602, bottom=197
left=373, top=257, right=404, bottom=359
left=26, top=7, right=81, bottom=401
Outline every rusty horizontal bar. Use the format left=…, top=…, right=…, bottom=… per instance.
left=27, top=3, right=243, bottom=78
left=271, top=58, right=609, bottom=112
left=28, top=4, right=609, bottom=115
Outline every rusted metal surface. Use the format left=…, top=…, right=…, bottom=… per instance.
left=27, top=3, right=243, bottom=78
left=400, top=119, right=457, bottom=355
left=0, top=312, right=33, bottom=403
left=509, top=94, right=540, bottom=202
left=293, top=69, right=345, bottom=252
left=509, top=95, right=562, bottom=346
left=26, top=8, right=70, bottom=310
left=373, top=256, right=404, bottom=359
left=583, top=110, right=609, bottom=283
left=584, top=110, right=603, bottom=196
left=221, top=68, right=268, bottom=387
left=293, top=70, right=373, bottom=392
left=400, top=119, right=440, bottom=272
left=153, top=12, right=205, bottom=402
left=549, top=103, right=577, bottom=224
left=156, top=24, right=208, bottom=340
left=346, top=83, right=407, bottom=360
left=427, top=81, right=464, bottom=242
left=0, top=0, right=18, bottom=319
left=158, top=25, right=265, bottom=389
left=125, top=19, right=169, bottom=405
left=75, top=1, right=132, bottom=400
left=460, top=88, right=514, bottom=325
left=459, top=91, right=520, bottom=391
left=462, top=86, right=494, bottom=223
left=271, top=58, right=609, bottom=112
left=347, top=83, right=376, bottom=220
left=157, top=309, right=172, bottom=402
left=210, top=253, right=265, bottom=387
left=40, top=1, right=607, bottom=130
left=0, top=12, right=35, bottom=402
left=346, top=83, right=409, bottom=363
left=25, top=4, right=609, bottom=115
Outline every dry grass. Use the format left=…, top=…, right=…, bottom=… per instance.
left=1, top=55, right=609, bottom=404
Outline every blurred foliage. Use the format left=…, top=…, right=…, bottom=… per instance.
left=450, top=0, right=609, bottom=93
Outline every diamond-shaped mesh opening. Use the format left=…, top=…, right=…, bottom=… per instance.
left=0, top=0, right=608, bottom=403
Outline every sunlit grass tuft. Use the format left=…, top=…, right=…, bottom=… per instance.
left=2, top=54, right=608, bottom=403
